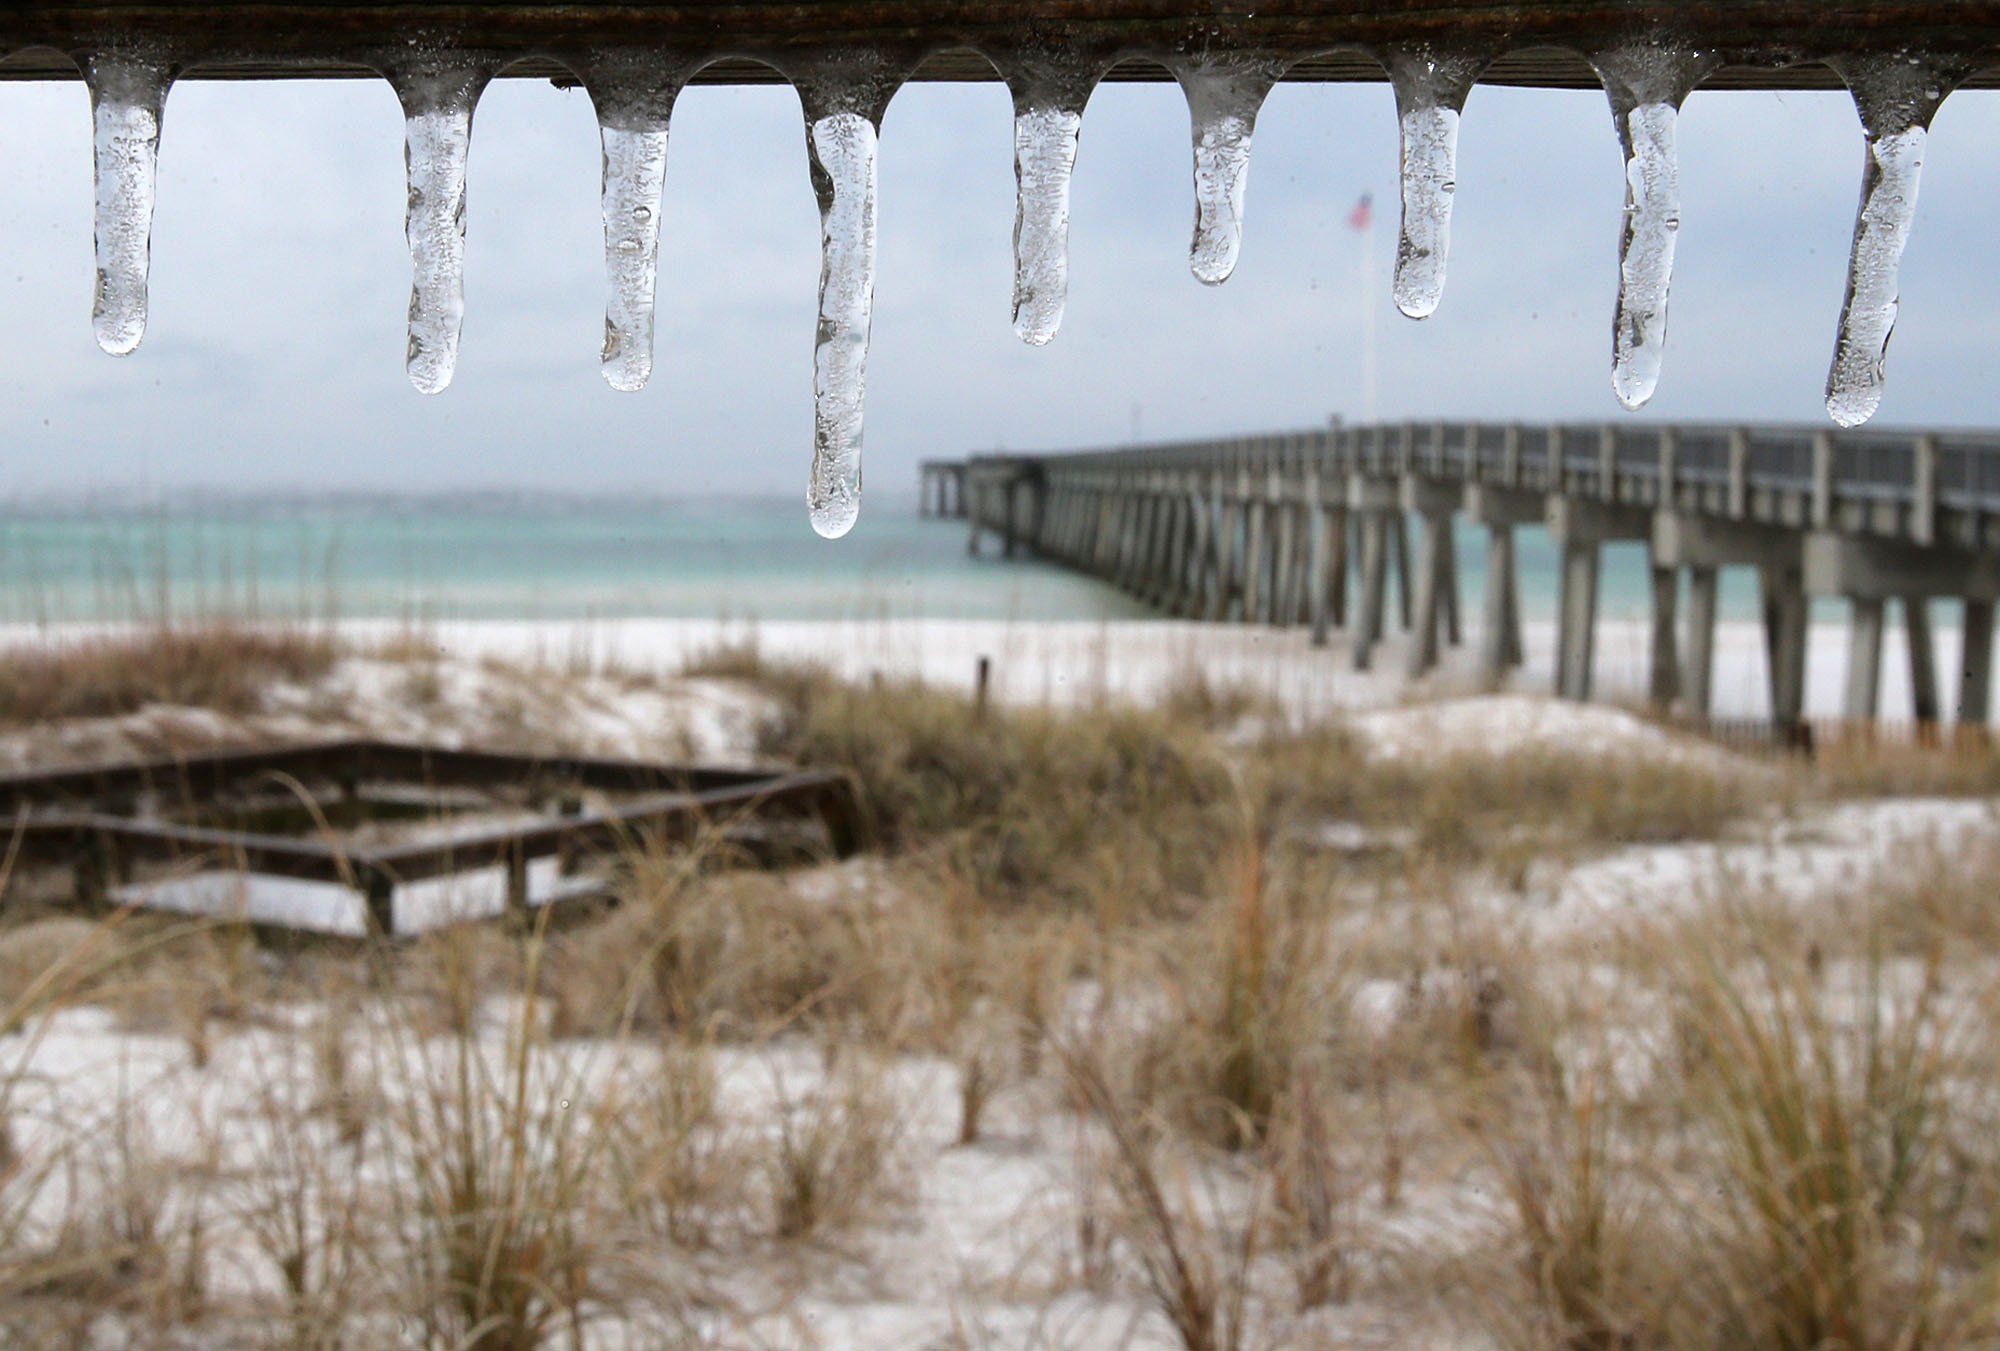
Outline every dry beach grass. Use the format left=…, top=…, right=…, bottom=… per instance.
left=0, top=626, right=1993, bottom=1346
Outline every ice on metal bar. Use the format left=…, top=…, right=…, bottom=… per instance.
left=1011, top=104, right=1081, bottom=345
left=1825, top=58, right=1947, bottom=429
left=806, top=111, right=878, bottom=538
left=1825, top=123, right=1924, bottom=428
left=1592, top=45, right=1707, bottom=412
left=1609, top=100, right=1680, bottom=409
left=1388, top=49, right=1480, bottom=320
left=398, top=72, right=482, bottom=395
left=599, top=119, right=671, bottom=391
left=1176, top=61, right=1277, bottom=286
left=1392, top=103, right=1459, bottom=320
left=85, top=56, right=172, bottom=357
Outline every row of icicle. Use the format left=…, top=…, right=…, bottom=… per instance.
left=70, top=44, right=1949, bottom=536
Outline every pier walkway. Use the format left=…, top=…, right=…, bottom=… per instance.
left=933, top=422, right=2000, bottom=733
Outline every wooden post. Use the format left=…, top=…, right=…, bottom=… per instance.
left=1727, top=427, right=1750, bottom=518
left=1648, top=563, right=1680, bottom=708
left=1308, top=500, right=1331, bottom=647
left=504, top=839, right=530, bottom=913
left=1328, top=507, right=1349, bottom=628
left=1762, top=567, right=1808, bottom=733
left=1811, top=431, right=1835, bottom=529
left=1685, top=566, right=1719, bottom=718
left=1912, top=434, right=1938, bottom=547
left=1354, top=513, right=1388, bottom=671
left=1407, top=511, right=1450, bottom=677
left=1904, top=595, right=1940, bottom=728
left=1390, top=510, right=1413, bottom=631
left=1188, top=487, right=1215, bottom=618
left=1961, top=598, right=1995, bottom=732
left=1555, top=539, right=1599, bottom=701
left=1844, top=595, right=1886, bottom=722
left=361, top=866, right=396, bottom=937
left=1242, top=487, right=1267, bottom=624
left=1270, top=487, right=1298, bottom=627
left=1478, top=524, right=1524, bottom=688
left=1440, top=519, right=1463, bottom=646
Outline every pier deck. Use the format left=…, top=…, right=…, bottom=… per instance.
left=938, top=421, right=2000, bottom=734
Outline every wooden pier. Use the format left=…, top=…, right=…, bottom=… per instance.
left=917, top=460, right=968, bottom=520
left=941, top=422, right=2000, bottom=733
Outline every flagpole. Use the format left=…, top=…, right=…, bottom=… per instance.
left=1359, top=208, right=1378, bottom=424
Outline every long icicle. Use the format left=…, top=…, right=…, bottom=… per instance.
left=83, top=53, right=173, bottom=357
left=1011, top=102, right=1083, bottom=344
left=1594, top=45, right=1709, bottom=411
left=393, top=68, right=487, bottom=395
left=1173, top=57, right=1282, bottom=286
left=597, top=112, right=673, bottom=391
left=1825, top=57, right=1950, bottom=429
left=1387, top=47, right=1482, bottom=320
left=805, top=109, right=880, bottom=538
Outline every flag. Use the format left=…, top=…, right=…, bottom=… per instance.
left=1346, top=192, right=1373, bottom=232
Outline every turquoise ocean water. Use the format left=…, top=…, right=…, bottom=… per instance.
left=0, top=492, right=1769, bottom=626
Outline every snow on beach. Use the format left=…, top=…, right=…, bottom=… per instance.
left=329, top=613, right=1990, bottom=727
left=0, top=619, right=1993, bottom=1346
left=1, top=610, right=1982, bottom=731
left=3, top=794, right=1993, bottom=1348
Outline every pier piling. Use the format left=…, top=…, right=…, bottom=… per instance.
left=944, top=421, right=2000, bottom=730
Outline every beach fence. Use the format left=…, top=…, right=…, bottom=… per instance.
left=943, top=421, right=2000, bottom=739
left=0, top=740, right=861, bottom=937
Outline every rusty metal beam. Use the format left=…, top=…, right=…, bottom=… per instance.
left=3, top=4, right=1999, bottom=91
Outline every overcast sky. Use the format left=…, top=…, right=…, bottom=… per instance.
left=2, top=72, right=1999, bottom=505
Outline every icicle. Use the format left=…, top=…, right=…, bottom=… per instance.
left=1387, top=48, right=1482, bottom=320
left=805, top=110, right=879, bottom=538
left=1174, top=58, right=1282, bottom=286
left=393, top=68, right=486, bottom=395
left=1825, top=57, right=1950, bottom=429
left=83, top=54, right=172, bottom=357
left=1594, top=46, right=1710, bottom=411
left=598, top=115, right=672, bottom=391
left=1011, top=103, right=1082, bottom=345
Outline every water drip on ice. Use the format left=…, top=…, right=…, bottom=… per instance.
left=1594, top=46, right=1708, bottom=411
left=83, top=54, right=172, bottom=357
left=598, top=118, right=672, bottom=391
left=1387, top=48, right=1483, bottom=320
left=394, top=68, right=486, bottom=395
left=1011, top=104, right=1082, bottom=345
left=1174, top=58, right=1281, bottom=286
left=1825, top=57, right=1950, bottom=428
left=806, top=111, right=879, bottom=538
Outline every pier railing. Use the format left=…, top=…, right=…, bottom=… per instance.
left=930, top=420, right=2000, bottom=732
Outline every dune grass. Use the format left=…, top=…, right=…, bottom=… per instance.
left=0, top=621, right=336, bottom=726
left=0, top=637, right=1992, bottom=1345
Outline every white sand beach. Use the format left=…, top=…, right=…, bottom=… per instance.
left=298, top=613, right=1983, bottom=727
